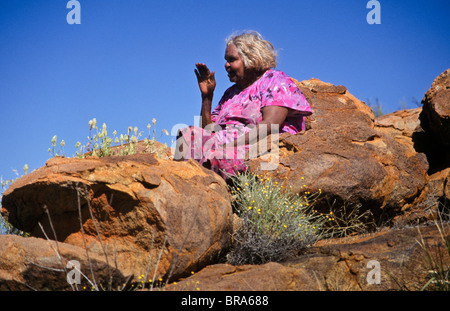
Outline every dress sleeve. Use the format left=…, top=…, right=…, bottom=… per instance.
left=210, top=94, right=226, bottom=123
left=211, top=85, right=237, bottom=123
left=210, top=103, right=220, bottom=123
left=260, top=71, right=312, bottom=117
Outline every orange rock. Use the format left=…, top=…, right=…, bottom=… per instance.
left=247, top=78, right=429, bottom=223
left=0, top=234, right=127, bottom=290
left=166, top=224, right=449, bottom=291
left=1, top=154, right=233, bottom=282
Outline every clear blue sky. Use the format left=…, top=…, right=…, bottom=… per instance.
left=0, top=0, right=449, bottom=183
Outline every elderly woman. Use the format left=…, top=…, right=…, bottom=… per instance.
left=175, top=31, right=312, bottom=179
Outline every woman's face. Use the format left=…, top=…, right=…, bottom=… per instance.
left=224, top=44, right=246, bottom=85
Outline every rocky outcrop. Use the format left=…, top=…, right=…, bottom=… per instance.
left=247, top=78, right=429, bottom=223
left=2, top=222, right=446, bottom=291
left=1, top=154, right=233, bottom=282
left=1, top=70, right=449, bottom=291
left=167, top=223, right=449, bottom=291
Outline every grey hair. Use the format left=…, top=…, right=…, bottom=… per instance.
left=226, top=31, right=277, bottom=71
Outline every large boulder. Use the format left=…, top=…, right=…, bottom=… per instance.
left=1, top=154, right=233, bottom=282
left=247, top=78, right=429, bottom=223
left=0, top=234, right=127, bottom=291
left=413, top=69, right=450, bottom=173
left=418, top=69, right=450, bottom=148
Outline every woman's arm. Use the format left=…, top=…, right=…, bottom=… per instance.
left=195, top=63, right=216, bottom=128
left=231, top=105, right=289, bottom=147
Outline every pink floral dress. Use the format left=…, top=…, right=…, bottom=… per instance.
left=178, top=69, right=312, bottom=179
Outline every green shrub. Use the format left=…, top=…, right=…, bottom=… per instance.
left=227, top=172, right=326, bottom=265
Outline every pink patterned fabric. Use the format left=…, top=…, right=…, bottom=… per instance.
left=178, top=69, right=312, bottom=179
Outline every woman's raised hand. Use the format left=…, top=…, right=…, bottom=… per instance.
left=195, top=63, right=216, bottom=98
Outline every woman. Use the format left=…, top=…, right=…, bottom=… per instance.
left=175, top=31, right=312, bottom=179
